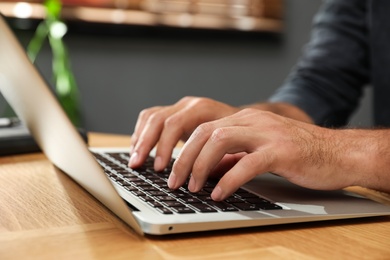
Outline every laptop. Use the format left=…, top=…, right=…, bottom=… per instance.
left=1, top=15, right=390, bottom=236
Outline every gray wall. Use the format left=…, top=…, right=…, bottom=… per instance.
left=0, top=0, right=372, bottom=134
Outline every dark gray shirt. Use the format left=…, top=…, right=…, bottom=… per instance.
left=269, top=0, right=390, bottom=127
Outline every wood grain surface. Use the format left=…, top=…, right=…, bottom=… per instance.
left=1, top=132, right=390, bottom=259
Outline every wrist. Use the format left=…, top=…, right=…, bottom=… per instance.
left=337, top=129, right=390, bottom=192
left=244, top=102, right=314, bottom=124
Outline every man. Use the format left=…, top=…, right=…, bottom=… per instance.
left=128, top=0, right=390, bottom=201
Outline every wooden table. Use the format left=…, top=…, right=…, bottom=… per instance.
left=1, top=132, right=390, bottom=259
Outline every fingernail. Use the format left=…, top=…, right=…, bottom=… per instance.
left=168, top=172, right=177, bottom=189
left=188, top=177, right=196, bottom=192
left=154, top=156, right=163, bottom=171
left=128, top=152, right=139, bottom=167
left=211, top=186, right=223, bottom=201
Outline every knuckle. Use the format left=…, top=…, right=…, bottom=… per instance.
left=194, top=122, right=213, bottom=137
left=164, top=114, right=180, bottom=128
left=139, top=107, right=154, bottom=118
left=237, top=108, right=278, bottom=126
left=172, top=155, right=186, bottom=171
left=256, top=150, right=276, bottom=173
left=139, top=106, right=161, bottom=121
left=188, top=97, right=211, bottom=109
left=192, top=159, right=205, bottom=174
left=138, top=109, right=149, bottom=120
left=210, top=128, right=229, bottom=144
left=259, top=110, right=278, bottom=120
left=147, top=110, right=166, bottom=125
left=179, top=96, right=196, bottom=103
left=240, top=107, right=257, bottom=114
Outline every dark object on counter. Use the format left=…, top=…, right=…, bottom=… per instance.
left=0, top=117, right=88, bottom=156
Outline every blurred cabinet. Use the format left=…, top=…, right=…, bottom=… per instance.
left=0, top=0, right=283, bottom=32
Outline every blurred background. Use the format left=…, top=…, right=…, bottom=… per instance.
left=0, top=0, right=372, bottom=135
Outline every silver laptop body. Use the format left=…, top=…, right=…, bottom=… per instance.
left=1, top=15, right=390, bottom=236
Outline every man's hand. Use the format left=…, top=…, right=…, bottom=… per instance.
left=167, top=108, right=367, bottom=201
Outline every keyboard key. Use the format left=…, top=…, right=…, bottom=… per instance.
left=191, top=203, right=218, bottom=213
left=207, top=201, right=239, bottom=212
left=147, top=200, right=164, bottom=208
left=155, top=207, right=173, bottom=214
left=148, top=190, right=167, bottom=197
left=138, top=195, right=154, bottom=202
left=162, top=201, right=186, bottom=207
left=156, top=196, right=176, bottom=201
left=180, top=197, right=202, bottom=204
left=231, top=202, right=259, bottom=211
left=170, top=207, right=195, bottom=214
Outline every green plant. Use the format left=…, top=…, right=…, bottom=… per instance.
left=27, top=0, right=81, bottom=126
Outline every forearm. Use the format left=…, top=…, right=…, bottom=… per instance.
left=333, top=128, right=390, bottom=193
left=242, top=102, right=314, bottom=124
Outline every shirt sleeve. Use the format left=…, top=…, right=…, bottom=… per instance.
left=269, top=0, right=370, bottom=127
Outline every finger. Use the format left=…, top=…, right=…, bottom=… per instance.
left=209, top=153, right=246, bottom=179
left=129, top=107, right=175, bottom=168
left=154, top=107, right=204, bottom=171
left=167, top=122, right=215, bottom=189
left=130, top=107, right=161, bottom=154
left=169, top=115, right=245, bottom=190
left=211, top=150, right=275, bottom=201
left=189, top=127, right=258, bottom=192
left=131, top=97, right=213, bottom=170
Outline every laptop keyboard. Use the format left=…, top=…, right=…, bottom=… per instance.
left=93, top=152, right=282, bottom=214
